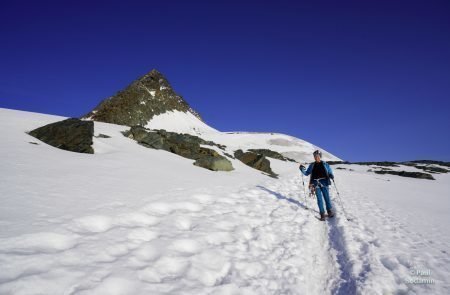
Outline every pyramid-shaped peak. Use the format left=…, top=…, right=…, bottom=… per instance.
left=137, top=69, right=171, bottom=88
left=82, top=69, right=203, bottom=126
left=140, top=69, right=163, bottom=79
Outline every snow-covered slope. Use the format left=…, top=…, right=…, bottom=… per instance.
left=144, top=110, right=340, bottom=163
left=145, top=110, right=219, bottom=135
left=202, top=131, right=340, bottom=163
left=1, top=108, right=449, bottom=294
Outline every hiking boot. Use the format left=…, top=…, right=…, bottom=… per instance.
left=319, top=212, right=326, bottom=221
left=327, top=209, right=335, bottom=218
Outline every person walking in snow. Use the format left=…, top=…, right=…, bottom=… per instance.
left=300, top=150, right=335, bottom=221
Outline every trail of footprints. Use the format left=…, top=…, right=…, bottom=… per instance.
left=2, top=176, right=446, bottom=294
left=0, top=178, right=326, bottom=294
left=329, top=186, right=450, bottom=294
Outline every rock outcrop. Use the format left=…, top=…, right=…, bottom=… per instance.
left=28, top=118, right=94, bottom=154
left=248, top=149, right=296, bottom=162
left=83, top=69, right=203, bottom=127
left=194, top=157, right=234, bottom=171
left=123, top=126, right=233, bottom=171
left=374, top=170, right=435, bottom=180
left=234, top=149, right=277, bottom=178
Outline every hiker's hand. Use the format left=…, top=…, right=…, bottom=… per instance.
left=329, top=174, right=334, bottom=180
left=300, top=164, right=305, bottom=170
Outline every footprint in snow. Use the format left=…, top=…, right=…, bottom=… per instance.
left=130, top=244, right=162, bottom=263
left=114, top=212, right=160, bottom=227
left=216, top=198, right=238, bottom=205
left=141, top=202, right=176, bottom=215
left=174, top=216, right=194, bottom=231
left=234, top=261, right=267, bottom=279
left=138, top=256, right=190, bottom=283
left=186, top=250, right=231, bottom=287
left=80, top=276, right=137, bottom=295
left=168, top=239, right=203, bottom=256
left=213, top=220, right=237, bottom=231
left=0, top=232, right=79, bottom=255
left=191, top=194, right=215, bottom=205
left=104, top=243, right=131, bottom=258
left=203, top=231, right=236, bottom=245
left=68, top=215, right=115, bottom=234
left=127, top=228, right=159, bottom=242
left=141, top=202, right=204, bottom=216
left=380, top=256, right=399, bottom=271
left=176, top=202, right=204, bottom=212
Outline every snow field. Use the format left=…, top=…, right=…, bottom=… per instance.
left=3, top=172, right=447, bottom=294
left=0, top=177, right=330, bottom=294
left=1, top=108, right=449, bottom=294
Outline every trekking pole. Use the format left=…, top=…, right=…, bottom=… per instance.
left=300, top=163, right=309, bottom=210
left=331, top=179, right=352, bottom=221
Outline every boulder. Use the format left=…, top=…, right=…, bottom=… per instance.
left=194, top=157, right=234, bottom=171
left=28, top=118, right=94, bottom=154
left=234, top=149, right=278, bottom=178
left=123, top=126, right=234, bottom=171
left=95, top=133, right=111, bottom=138
left=248, top=149, right=296, bottom=162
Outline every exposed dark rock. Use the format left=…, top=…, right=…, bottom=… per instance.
left=234, top=149, right=278, bottom=178
left=404, top=160, right=450, bottom=167
left=328, top=161, right=399, bottom=167
left=327, top=161, right=350, bottom=165
left=194, top=157, right=234, bottom=171
left=223, top=152, right=235, bottom=159
left=329, top=160, right=449, bottom=174
left=374, top=170, right=434, bottom=180
left=95, top=134, right=111, bottom=138
left=402, top=162, right=449, bottom=174
left=248, top=149, right=296, bottom=162
left=82, top=69, right=204, bottom=127
left=28, top=118, right=94, bottom=154
left=353, top=161, right=400, bottom=167
left=336, top=167, right=354, bottom=171
left=123, top=126, right=233, bottom=171
left=28, top=142, right=39, bottom=145
left=123, top=126, right=223, bottom=152
left=412, top=165, right=448, bottom=174
left=330, top=160, right=445, bottom=179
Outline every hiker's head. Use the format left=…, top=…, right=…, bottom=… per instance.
left=313, top=150, right=322, bottom=162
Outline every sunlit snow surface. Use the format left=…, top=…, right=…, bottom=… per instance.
left=145, top=110, right=340, bottom=163
left=0, top=108, right=449, bottom=294
left=145, top=110, right=219, bottom=136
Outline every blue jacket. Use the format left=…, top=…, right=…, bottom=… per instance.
left=300, top=161, right=334, bottom=185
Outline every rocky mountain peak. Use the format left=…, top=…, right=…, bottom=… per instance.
left=82, top=69, right=203, bottom=127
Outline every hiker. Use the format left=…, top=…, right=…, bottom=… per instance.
left=300, top=150, right=335, bottom=221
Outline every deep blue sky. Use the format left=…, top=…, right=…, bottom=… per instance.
left=1, top=1, right=449, bottom=162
